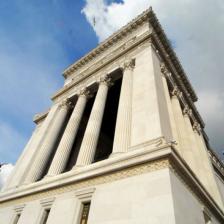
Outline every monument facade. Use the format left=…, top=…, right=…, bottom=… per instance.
left=1, top=8, right=224, bottom=224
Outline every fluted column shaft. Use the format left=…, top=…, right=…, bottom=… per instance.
left=112, top=60, right=134, bottom=154
left=171, top=95, right=192, bottom=163
left=194, top=126, right=224, bottom=209
left=182, top=108, right=199, bottom=172
left=47, top=90, right=90, bottom=176
left=25, top=100, right=71, bottom=183
left=75, top=76, right=111, bottom=166
left=160, top=66, right=180, bottom=152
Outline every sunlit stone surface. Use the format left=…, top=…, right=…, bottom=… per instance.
left=1, top=8, right=224, bottom=224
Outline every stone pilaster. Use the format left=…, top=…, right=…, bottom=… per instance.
left=182, top=106, right=199, bottom=172
left=24, top=100, right=72, bottom=183
left=131, top=45, right=172, bottom=147
left=171, top=89, right=190, bottom=159
left=75, top=75, right=112, bottom=167
left=47, top=89, right=91, bottom=176
left=111, top=59, right=134, bottom=155
left=160, top=64, right=180, bottom=151
left=193, top=123, right=224, bottom=209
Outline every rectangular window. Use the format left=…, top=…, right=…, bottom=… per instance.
left=13, top=214, right=21, bottom=224
left=80, top=202, right=91, bottom=224
left=41, top=209, right=51, bottom=224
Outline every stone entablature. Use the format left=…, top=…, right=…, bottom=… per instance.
left=51, top=8, right=203, bottom=129
left=209, top=149, right=224, bottom=177
left=52, top=9, right=197, bottom=102
left=62, top=8, right=197, bottom=103
left=51, top=29, right=151, bottom=102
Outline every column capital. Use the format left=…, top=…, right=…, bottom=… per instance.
left=122, top=58, right=135, bottom=71
left=78, top=88, right=92, bottom=98
left=193, top=121, right=202, bottom=133
left=171, top=85, right=181, bottom=97
left=59, top=99, right=73, bottom=109
left=183, top=105, right=192, bottom=116
left=160, top=63, right=170, bottom=77
left=98, top=75, right=113, bottom=87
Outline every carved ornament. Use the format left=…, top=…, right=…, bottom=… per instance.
left=78, top=88, right=92, bottom=99
left=122, top=59, right=135, bottom=71
left=99, top=75, right=113, bottom=87
left=59, top=99, right=73, bottom=109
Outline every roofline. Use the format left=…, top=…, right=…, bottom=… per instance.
left=62, top=7, right=197, bottom=102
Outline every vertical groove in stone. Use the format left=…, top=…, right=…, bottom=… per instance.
left=75, top=78, right=110, bottom=166
left=19, top=105, right=58, bottom=185
left=171, top=96, right=191, bottom=162
left=47, top=94, right=88, bottom=176
left=24, top=101, right=71, bottom=183
left=161, top=75, right=180, bottom=150
left=195, top=131, right=224, bottom=209
left=112, top=60, right=134, bottom=155
left=182, top=112, right=199, bottom=172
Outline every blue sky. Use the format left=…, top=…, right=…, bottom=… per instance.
left=0, top=0, right=99, bottom=163
left=1, top=0, right=224, bottom=165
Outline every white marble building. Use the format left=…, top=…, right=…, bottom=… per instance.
left=1, top=8, right=224, bottom=224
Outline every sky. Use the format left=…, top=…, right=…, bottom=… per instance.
left=0, top=0, right=224, bottom=187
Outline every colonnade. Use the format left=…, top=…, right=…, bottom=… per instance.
left=22, top=60, right=135, bottom=184
left=5, top=54, right=223, bottom=212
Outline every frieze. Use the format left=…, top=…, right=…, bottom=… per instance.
left=61, top=8, right=197, bottom=115
left=52, top=37, right=151, bottom=104
left=52, top=30, right=151, bottom=102
left=63, top=9, right=151, bottom=77
left=0, top=159, right=169, bottom=207
left=1, top=152, right=224, bottom=222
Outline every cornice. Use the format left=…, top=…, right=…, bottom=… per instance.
left=148, top=13, right=197, bottom=102
left=208, top=148, right=224, bottom=178
left=160, top=63, right=205, bottom=128
left=33, top=110, right=49, bottom=124
left=63, top=8, right=151, bottom=78
left=61, top=7, right=197, bottom=103
left=51, top=30, right=151, bottom=101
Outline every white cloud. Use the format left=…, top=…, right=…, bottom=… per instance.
left=82, top=0, right=224, bottom=156
left=0, top=164, right=14, bottom=189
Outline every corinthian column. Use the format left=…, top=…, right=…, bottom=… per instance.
left=47, top=89, right=91, bottom=176
left=75, top=75, right=112, bottom=167
left=24, top=100, right=72, bottom=183
left=111, top=59, right=134, bottom=155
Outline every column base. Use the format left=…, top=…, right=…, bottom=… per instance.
left=44, top=174, right=55, bottom=179
left=109, top=152, right=126, bottom=158
left=72, top=164, right=86, bottom=170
